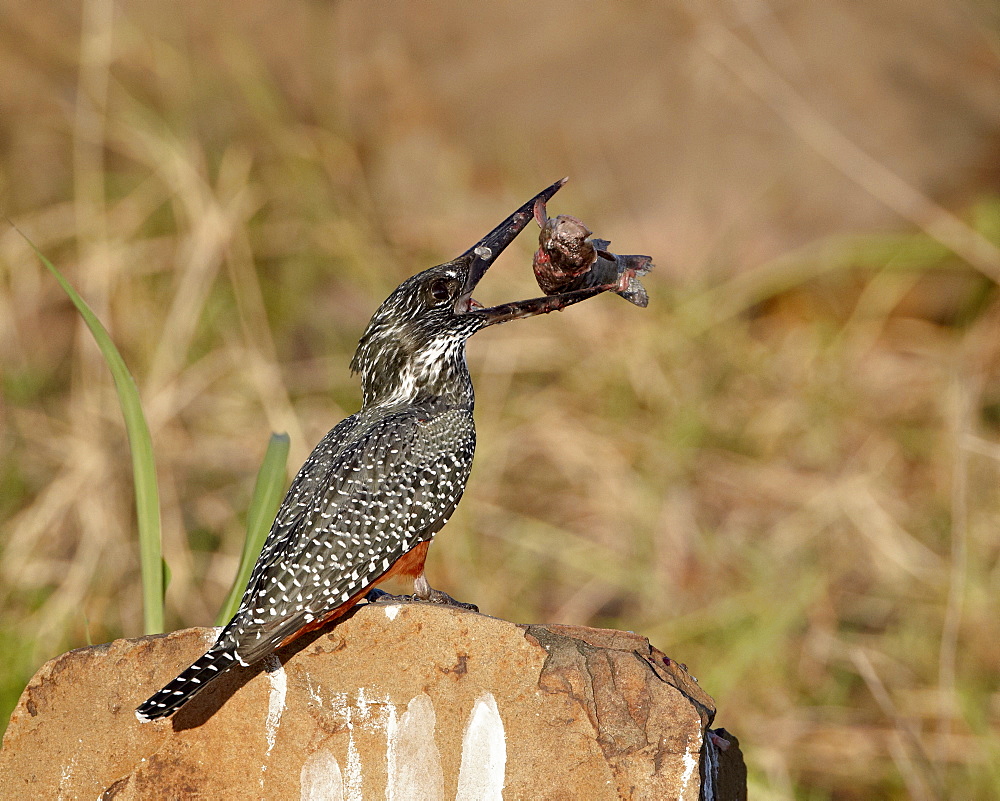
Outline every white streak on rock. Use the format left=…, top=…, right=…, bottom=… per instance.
left=455, top=693, right=506, bottom=801
left=369, top=691, right=394, bottom=733
left=57, top=751, right=77, bottom=797
left=306, top=676, right=323, bottom=708
left=344, top=707, right=364, bottom=801
left=678, top=730, right=702, bottom=800
left=386, top=693, right=443, bottom=801
left=300, top=749, right=345, bottom=801
left=263, top=655, right=287, bottom=760
left=356, top=686, right=371, bottom=720
left=326, top=691, right=347, bottom=716
left=384, top=700, right=398, bottom=794
left=383, top=605, right=400, bottom=621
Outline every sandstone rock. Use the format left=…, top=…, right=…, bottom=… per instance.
left=0, top=603, right=745, bottom=799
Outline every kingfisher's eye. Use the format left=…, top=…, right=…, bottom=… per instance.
left=430, top=279, right=455, bottom=302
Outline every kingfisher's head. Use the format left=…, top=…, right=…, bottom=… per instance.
left=351, top=179, right=604, bottom=408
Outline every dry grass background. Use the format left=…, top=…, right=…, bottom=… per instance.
left=2, top=1, right=1000, bottom=797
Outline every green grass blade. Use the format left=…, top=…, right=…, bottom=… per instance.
left=216, top=432, right=290, bottom=626
left=21, top=233, right=165, bottom=634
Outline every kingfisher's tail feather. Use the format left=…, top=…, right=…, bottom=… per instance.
left=135, top=648, right=239, bottom=721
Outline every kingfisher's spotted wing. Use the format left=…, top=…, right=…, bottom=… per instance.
left=221, top=405, right=475, bottom=665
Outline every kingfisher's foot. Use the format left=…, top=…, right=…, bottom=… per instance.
left=366, top=581, right=478, bottom=613
left=414, top=574, right=479, bottom=612
left=421, top=587, right=479, bottom=612
left=365, top=588, right=414, bottom=604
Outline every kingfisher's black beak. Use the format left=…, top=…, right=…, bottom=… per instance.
left=452, top=177, right=619, bottom=326
left=453, top=178, right=567, bottom=315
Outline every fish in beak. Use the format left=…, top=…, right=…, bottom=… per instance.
left=452, top=178, right=621, bottom=326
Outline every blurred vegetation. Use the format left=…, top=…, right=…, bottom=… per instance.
left=2, top=2, right=999, bottom=799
